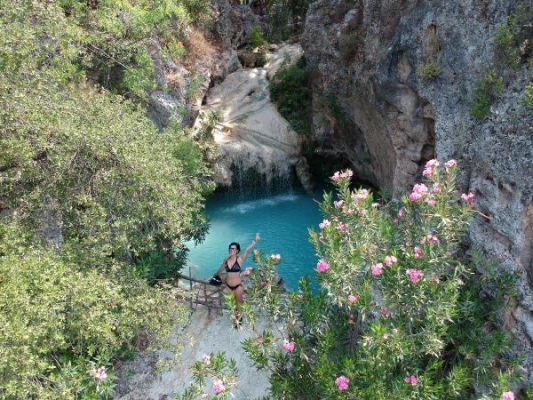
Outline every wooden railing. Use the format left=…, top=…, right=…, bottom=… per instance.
left=177, top=273, right=226, bottom=316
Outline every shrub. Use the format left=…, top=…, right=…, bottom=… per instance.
left=521, top=82, right=533, bottom=111
left=0, top=222, right=186, bottom=399
left=469, top=71, right=504, bottom=121
left=494, top=4, right=533, bottom=68
left=269, top=56, right=312, bottom=136
left=417, top=59, right=443, bottom=82
left=181, top=160, right=521, bottom=399
left=247, top=26, right=267, bottom=49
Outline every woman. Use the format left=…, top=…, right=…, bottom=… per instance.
left=213, top=233, right=260, bottom=325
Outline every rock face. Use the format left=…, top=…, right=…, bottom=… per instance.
left=301, top=0, right=533, bottom=388
left=200, top=44, right=313, bottom=191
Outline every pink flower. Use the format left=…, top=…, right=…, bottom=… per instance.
left=406, top=269, right=424, bottom=283
left=203, top=354, right=211, bottom=365
left=336, top=222, right=348, bottom=232
left=383, top=333, right=389, bottom=339
left=384, top=255, right=397, bottom=267
left=421, top=234, right=439, bottom=244
left=426, top=197, right=436, bottom=207
left=380, top=308, right=391, bottom=318
left=414, top=247, right=422, bottom=258
left=319, top=219, right=330, bottom=230
left=398, top=208, right=406, bottom=218
left=502, top=391, right=515, bottom=400
left=461, top=192, right=475, bottom=206
left=316, top=259, right=330, bottom=273
left=333, top=200, right=344, bottom=208
left=213, top=379, right=225, bottom=393
left=243, top=267, right=253, bottom=276
left=331, top=169, right=353, bottom=181
left=445, top=159, right=457, bottom=169
left=404, top=375, right=418, bottom=386
left=371, top=263, right=384, bottom=276
left=409, top=183, right=429, bottom=202
left=432, top=182, right=441, bottom=193
left=423, top=159, right=440, bottom=177
left=348, top=294, right=359, bottom=304
left=335, top=375, right=350, bottom=391
left=92, top=366, right=107, bottom=381
left=351, top=189, right=369, bottom=200
left=258, top=335, right=264, bottom=343
left=283, top=339, right=295, bottom=352
left=270, top=254, right=281, bottom=260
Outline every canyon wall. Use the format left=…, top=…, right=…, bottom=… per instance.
left=301, top=0, right=533, bottom=387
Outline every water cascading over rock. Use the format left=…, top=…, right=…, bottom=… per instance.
left=199, top=44, right=314, bottom=192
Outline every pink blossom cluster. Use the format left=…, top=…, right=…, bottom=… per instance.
left=422, top=159, right=440, bottom=177
left=404, top=375, right=419, bottom=386
left=270, top=254, right=281, bottom=261
left=258, top=335, right=265, bottom=343
left=348, top=313, right=355, bottom=324
left=502, top=391, right=515, bottom=400
left=380, top=308, right=391, bottom=318
left=331, top=169, right=354, bottom=181
left=445, top=159, right=457, bottom=170
left=319, top=219, right=330, bottom=229
left=335, top=375, right=350, bottom=391
left=414, top=246, right=423, bottom=258
left=348, top=294, right=359, bottom=304
left=409, top=183, right=429, bottom=202
left=243, top=267, right=253, bottom=276
left=384, top=255, right=397, bottom=267
left=371, top=263, right=384, bottom=276
left=333, top=200, right=344, bottom=208
left=283, top=339, right=296, bottom=352
left=336, top=222, right=348, bottom=232
left=316, top=259, right=330, bottom=272
left=351, top=188, right=369, bottom=200
left=461, top=192, right=475, bottom=206
left=406, top=269, right=424, bottom=283
left=203, top=354, right=211, bottom=365
left=213, top=379, right=225, bottom=393
left=92, top=366, right=107, bottom=381
left=421, top=234, right=439, bottom=245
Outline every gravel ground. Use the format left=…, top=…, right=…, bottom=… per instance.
left=115, top=304, right=280, bottom=400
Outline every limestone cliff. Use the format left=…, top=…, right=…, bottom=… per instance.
left=301, top=0, right=533, bottom=387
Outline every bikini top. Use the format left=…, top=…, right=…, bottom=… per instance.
left=225, top=258, right=242, bottom=273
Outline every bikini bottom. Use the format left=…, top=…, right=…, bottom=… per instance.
left=226, top=282, right=243, bottom=291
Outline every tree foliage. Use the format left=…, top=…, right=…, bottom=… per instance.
left=0, top=1, right=214, bottom=397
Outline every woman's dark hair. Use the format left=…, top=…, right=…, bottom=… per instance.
left=228, top=242, right=241, bottom=252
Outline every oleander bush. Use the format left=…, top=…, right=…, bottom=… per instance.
left=182, top=161, right=521, bottom=399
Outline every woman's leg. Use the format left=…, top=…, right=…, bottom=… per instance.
left=232, top=285, right=245, bottom=327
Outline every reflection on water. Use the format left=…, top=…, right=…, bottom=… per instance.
left=184, top=188, right=324, bottom=291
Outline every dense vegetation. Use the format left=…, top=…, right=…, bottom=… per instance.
left=1, top=1, right=213, bottom=398
left=183, top=161, right=523, bottom=399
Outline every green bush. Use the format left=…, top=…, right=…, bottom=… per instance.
left=0, top=222, right=186, bottom=399
left=270, top=56, right=312, bottom=136
left=182, top=160, right=521, bottom=399
left=494, top=4, right=533, bottom=68
left=521, top=82, right=533, bottom=111
left=247, top=26, right=267, bottom=49
left=417, top=59, right=443, bottom=82
left=469, top=71, right=504, bottom=121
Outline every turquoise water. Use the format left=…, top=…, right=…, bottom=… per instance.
left=185, top=186, right=325, bottom=291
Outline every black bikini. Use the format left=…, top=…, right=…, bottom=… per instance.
left=225, top=259, right=242, bottom=290
left=225, top=259, right=242, bottom=273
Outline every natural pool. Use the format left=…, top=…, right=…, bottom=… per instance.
left=185, top=186, right=326, bottom=291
